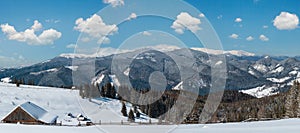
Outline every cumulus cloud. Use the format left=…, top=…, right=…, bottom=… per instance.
left=235, top=18, right=242, bottom=23
left=273, top=12, right=299, bottom=30
left=66, top=43, right=77, bottom=49
left=259, top=34, right=269, bottom=41
left=246, top=36, right=254, bottom=41
left=103, top=0, right=124, bottom=7
left=142, top=31, right=152, bottom=36
left=127, top=13, right=137, bottom=21
left=0, top=20, right=62, bottom=45
left=171, top=12, right=201, bottom=34
left=74, top=14, right=118, bottom=44
left=229, top=33, right=239, bottom=39
left=199, top=13, right=205, bottom=18
left=31, top=20, right=42, bottom=31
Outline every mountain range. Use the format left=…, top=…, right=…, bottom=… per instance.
left=1, top=47, right=300, bottom=98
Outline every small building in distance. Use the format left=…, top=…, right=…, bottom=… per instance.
left=1, top=101, right=58, bottom=125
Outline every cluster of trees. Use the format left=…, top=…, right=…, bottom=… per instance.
left=285, top=81, right=300, bottom=118
left=78, top=83, right=143, bottom=122
left=100, top=83, right=117, bottom=99
left=78, top=80, right=300, bottom=124
left=11, top=78, right=35, bottom=87
left=121, top=101, right=141, bottom=122
left=78, top=82, right=117, bottom=99
left=184, top=89, right=290, bottom=123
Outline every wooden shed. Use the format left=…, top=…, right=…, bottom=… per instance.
left=1, top=101, right=58, bottom=125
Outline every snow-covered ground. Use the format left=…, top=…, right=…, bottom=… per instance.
left=0, top=82, right=154, bottom=125
left=239, top=85, right=279, bottom=98
left=1, top=118, right=300, bottom=133
left=1, top=83, right=300, bottom=132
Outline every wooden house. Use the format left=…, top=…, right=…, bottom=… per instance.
left=1, top=101, right=58, bottom=125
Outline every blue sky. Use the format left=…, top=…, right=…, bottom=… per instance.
left=0, top=0, right=299, bottom=67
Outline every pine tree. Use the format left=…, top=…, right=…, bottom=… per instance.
left=128, top=109, right=135, bottom=122
left=121, top=102, right=128, bottom=116
left=111, top=85, right=116, bottom=99
left=136, top=111, right=141, bottom=118
left=105, top=83, right=112, bottom=98
left=100, top=86, right=105, bottom=97
left=295, top=81, right=300, bottom=117
left=285, top=81, right=299, bottom=118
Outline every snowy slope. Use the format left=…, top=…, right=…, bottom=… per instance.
left=0, top=83, right=154, bottom=125
left=239, top=85, right=279, bottom=98
left=1, top=118, right=300, bottom=133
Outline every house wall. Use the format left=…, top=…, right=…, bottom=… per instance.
left=2, top=107, right=44, bottom=125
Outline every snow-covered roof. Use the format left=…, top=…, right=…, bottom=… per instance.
left=5, top=102, right=58, bottom=124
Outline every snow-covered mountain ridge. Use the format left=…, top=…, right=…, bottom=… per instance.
left=1, top=47, right=300, bottom=98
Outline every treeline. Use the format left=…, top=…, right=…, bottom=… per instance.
left=11, top=77, right=72, bottom=89
left=77, top=83, right=117, bottom=99
left=76, top=81, right=300, bottom=124
left=11, top=78, right=35, bottom=87
left=184, top=82, right=300, bottom=123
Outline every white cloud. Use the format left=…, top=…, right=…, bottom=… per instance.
left=199, top=13, right=205, bottom=18
left=259, top=34, right=269, bottom=41
left=97, top=36, right=111, bottom=44
left=74, top=14, right=118, bottom=44
left=246, top=36, right=254, bottom=41
left=229, top=33, right=239, bottom=39
left=127, top=13, right=137, bottom=21
left=66, top=43, right=77, bottom=49
left=0, top=20, right=62, bottom=45
left=273, top=12, right=299, bottom=30
left=45, top=19, right=61, bottom=24
left=142, top=31, right=152, bottom=36
left=80, top=37, right=91, bottom=43
left=31, top=20, right=42, bottom=31
left=103, top=0, right=124, bottom=7
left=235, top=18, right=242, bottom=23
left=263, top=25, right=269, bottom=29
left=171, top=12, right=201, bottom=34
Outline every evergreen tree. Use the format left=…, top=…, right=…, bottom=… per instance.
left=121, top=102, right=128, bottom=116
left=100, top=86, right=105, bottom=97
left=110, top=85, right=116, bottom=99
left=285, top=81, right=299, bottom=118
left=128, top=109, right=135, bottom=122
left=136, top=111, right=141, bottom=118
left=105, top=83, right=112, bottom=98
left=134, top=106, right=138, bottom=113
